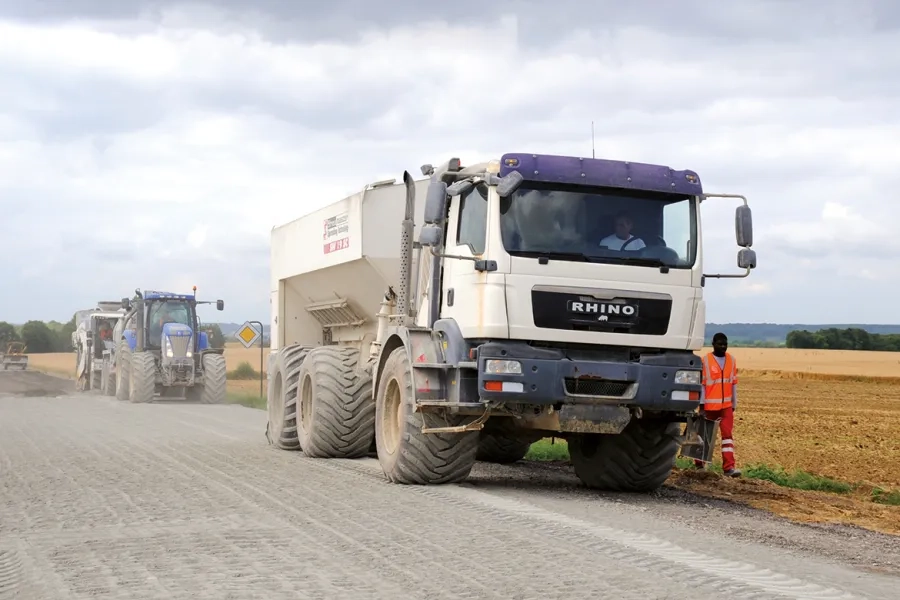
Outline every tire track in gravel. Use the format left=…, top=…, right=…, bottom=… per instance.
left=309, top=458, right=877, bottom=600
left=152, top=403, right=896, bottom=600
left=39, top=407, right=419, bottom=600
left=116, top=407, right=656, bottom=600
left=146, top=408, right=858, bottom=600
left=3, top=396, right=896, bottom=599
left=0, top=547, right=25, bottom=600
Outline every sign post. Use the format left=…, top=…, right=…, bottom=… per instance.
left=235, top=320, right=265, bottom=399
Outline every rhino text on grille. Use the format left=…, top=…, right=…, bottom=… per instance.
left=568, top=301, right=636, bottom=316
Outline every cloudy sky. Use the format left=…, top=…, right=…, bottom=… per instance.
left=1, top=0, right=898, bottom=326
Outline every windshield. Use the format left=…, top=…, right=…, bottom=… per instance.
left=499, top=183, right=697, bottom=268
left=148, top=300, right=193, bottom=328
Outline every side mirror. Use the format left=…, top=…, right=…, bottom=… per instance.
left=736, top=204, right=753, bottom=247
left=447, top=180, right=474, bottom=197
left=216, top=299, right=224, bottom=311
left=418, top=224, right=443, bottom=247
left=121, top=297, right=131, bottom=310
left=497, top=170, right=524, bottom=197
left=423, top=181, right=448, bottom=225
left=738, top=248, right=757, bottom=269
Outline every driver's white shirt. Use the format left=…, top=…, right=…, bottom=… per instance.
left=599, top=234, right=646, bottom=251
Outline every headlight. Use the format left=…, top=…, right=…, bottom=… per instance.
left=165, top=336, right=174, bottom=358
left=485, top=359, right=522, bottom=375
left=675, top=370, right=701, bottom=385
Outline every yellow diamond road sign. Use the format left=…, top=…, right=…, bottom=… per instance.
left=236, top=321, right=261, bottom=348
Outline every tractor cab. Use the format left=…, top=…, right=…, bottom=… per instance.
left=145, top=300, right=194, bottom=350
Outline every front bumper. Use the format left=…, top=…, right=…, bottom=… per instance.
left=161, top=358, right=196, bottom=386
left=475, top=341, right=701, bottom=413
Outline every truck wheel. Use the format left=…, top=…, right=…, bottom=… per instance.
left=266, top=344, right=311, bottom=450
left=569, top=419, right=681, bottom=492
left=297, top=346, right=374, bottom=459
left=197, top=353, right=227, bottom=404
left=129, top=353, right=156, bottom=404
left=476, top=433, right=533, bottom=464
left=90, top=368, right=102, bottom=391
left=475, top=418, right=540, bottom=464
left=115, top=341, right=131, bottom=402
left=375, top=346, right=478, bottom=484
left=103, top=362, right=116, bottom=396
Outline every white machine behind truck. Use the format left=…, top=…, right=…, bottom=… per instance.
left=72, top=302, right=127, bottom=393
left=266, top=152, right=757, bottom=491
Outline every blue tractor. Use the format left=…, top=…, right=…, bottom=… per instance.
left=114, top=288, right=227, bottom=404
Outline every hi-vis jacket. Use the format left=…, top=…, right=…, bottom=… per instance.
left=701, top=352, right=737, bottom=411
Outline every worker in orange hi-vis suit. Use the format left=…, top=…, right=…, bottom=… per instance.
left=694, top=332, right=742, bottom=477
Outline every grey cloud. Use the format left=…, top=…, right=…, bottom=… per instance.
left=0, top=51, right=173, bottom=139
left=5, top=0, right=899, bottom=44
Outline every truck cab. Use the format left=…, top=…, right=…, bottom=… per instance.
left=413, top=154, right=754, bottom=418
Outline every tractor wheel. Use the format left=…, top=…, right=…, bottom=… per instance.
left=265, top=344, right=312, bottom=450
left=197, top=353, right=227, bottom=404
left=296, top=346, right=374, bottom=459
left=569, top=419, right=681, bottom=492
left=129, top=353, right=156, bottom=404
left=115, top=341, right=131, bottom=402
left=375, top=346, right=478, bottom=484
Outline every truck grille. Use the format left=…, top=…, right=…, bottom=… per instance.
left=564, top=378, right=631, bottom=397
left=531, top=291, right=672, bottom=336
left=168, top=335, right=191, bottom=358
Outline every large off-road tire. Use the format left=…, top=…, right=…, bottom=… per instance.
left=102, top=360, right=116, bottom=396
left=115, top=341, right=131, bottom=402
left=265, top=344, right=312, bottom=450
left=476, top=423, right=536, bottom=464
left=374, top=346, right=478, bottom=484
left=296, top=346, right=374, bottom=459
left=128, top=353, right=156, bottom=404
left=191, top=353, right=227, bottom=404
left=90, top=367, right=102, bottom=391
left=568, top=419, right=682, bottom=492
left=475, top=417, right=542, bottom=464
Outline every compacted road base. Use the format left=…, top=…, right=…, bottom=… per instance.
left=1, top=372, right=898, bottom=600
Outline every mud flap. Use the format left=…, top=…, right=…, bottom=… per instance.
left=679, top=413, right=720, bottom=465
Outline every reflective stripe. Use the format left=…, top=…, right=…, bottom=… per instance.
left=722, top=439, right=733, bottom=445
left=721, top=448, right=734, bottom=453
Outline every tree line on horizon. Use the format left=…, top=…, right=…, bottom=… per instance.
left=785, top=327, right=900, bottom=352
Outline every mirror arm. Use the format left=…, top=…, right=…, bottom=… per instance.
left=700, top=192, right=748, bottom=205
left=428, top=246, right=476, bottom=263
left=702, top=267, right=752, bottom=279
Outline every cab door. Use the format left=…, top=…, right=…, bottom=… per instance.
left=439, top=183, right=497, bottom=337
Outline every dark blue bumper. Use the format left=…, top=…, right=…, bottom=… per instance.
left=475, top=341, right=701, bottom=413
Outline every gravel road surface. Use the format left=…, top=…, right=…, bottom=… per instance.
left=1, top=370, right=898, bottom=599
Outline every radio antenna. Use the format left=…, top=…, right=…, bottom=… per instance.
left=591, top=120, right=595, bottom=159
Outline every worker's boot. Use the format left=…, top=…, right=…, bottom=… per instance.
left=723, top=467, right=742, bottom=478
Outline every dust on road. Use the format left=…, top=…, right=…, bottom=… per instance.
left=0, top=370, right=73, bottom=397
left=0, top=377, right=898, bottom=599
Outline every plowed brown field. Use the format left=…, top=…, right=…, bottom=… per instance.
left=26, top=345, right=900, bottom=534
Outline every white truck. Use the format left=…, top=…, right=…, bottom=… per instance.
left=72, top=302, right=127, bottom=393
left=265, top=152, right=756, bottom=491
